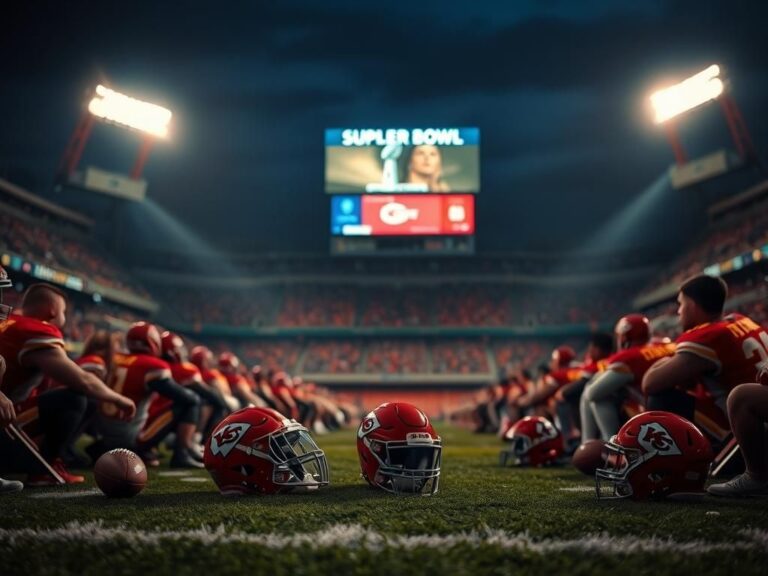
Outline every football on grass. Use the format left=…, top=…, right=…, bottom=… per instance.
left=94, top=449, right=148, bottom=498
left=571, top=439, right=607, bottom=476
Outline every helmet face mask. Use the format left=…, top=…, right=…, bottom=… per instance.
left=594, top=441, right=645, bottom=499
left=365, top=437, right=442, bottom=495
left=266, top=424, right=330, bottom=488
left=357, top=402, right=442, bottom=496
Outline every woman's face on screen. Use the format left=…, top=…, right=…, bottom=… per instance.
left=409, top=145, right=442, bottom=178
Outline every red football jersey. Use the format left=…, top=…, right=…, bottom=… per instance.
left=548, top=364, right=585, bottom=388
left=147, top=361, right=202, bottom=419
left=675, top=313, right=768, bottom=436
left=101, top=352, right=171, bottom=420
left=224, top=372, right=251, bottom=396
left=602, top=342, right=676, bottom=390
left=77, top=354, right=108, bottom=381
left=0, top=314, right=65, bottom=404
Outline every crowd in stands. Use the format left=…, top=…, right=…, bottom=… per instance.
left=278, top=286, right=356, bottom=327
left=0, top=207, right=150, bottom=299
left=143, top=282, right=633, bottom=328
left=432, top=340, right=490, bottom=374
left=639, top=193, right=768, bottom=296
left=302, top=340, right=363, bottom=373
left=365, top=340, right=428, bottom=373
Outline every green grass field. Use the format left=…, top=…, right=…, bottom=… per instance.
left=2, top=426, right=767, bottom=575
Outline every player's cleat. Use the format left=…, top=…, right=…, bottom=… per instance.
left=26, top=460, right=85, bottom=486
left=707, top=472, right=768, bottom=497
left=170, top=451, right=204, bottom=469
left=138, top=448, right=161, bottom=468
left=0, top=477, right=24, bottom=494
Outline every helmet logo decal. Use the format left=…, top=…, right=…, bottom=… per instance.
left=358, top=412, right=381, bottom=438
left=638, top=423, right=681, bottom=455
left=210, top=423, right=251, bottom=458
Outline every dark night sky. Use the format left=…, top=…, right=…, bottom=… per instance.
left=2, top=0, right=768, bottom=256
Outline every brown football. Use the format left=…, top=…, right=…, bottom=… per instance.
left=571, top=439, right=607, bottom=476
left=94, top=449, right=148, bottom=498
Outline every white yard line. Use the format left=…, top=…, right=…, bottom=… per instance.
left=27, top=489, right=102, bottom=499
left=0, top=522, right=766, bottom=555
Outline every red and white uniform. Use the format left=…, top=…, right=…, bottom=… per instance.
left=675, top=313, right=768, bottom=436
left=603, top=341, right=676, bottom=390
left=77, top=354, right=107, bottom=381
left=97, top=352, right=171, bottom=443
left=0, top=315, right=65, bottom=406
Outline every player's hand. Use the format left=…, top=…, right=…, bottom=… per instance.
left=0, top=391, right=16, bottom=429
left=115, top=395, right=136, bottom=421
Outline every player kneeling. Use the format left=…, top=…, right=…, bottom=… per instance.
left=204, top=407, right=329, bottom=495
left=357, top=402, right=442, bottom=495
left=92, top=322, right=202, bottom=469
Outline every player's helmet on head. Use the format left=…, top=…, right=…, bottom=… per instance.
left=500, top=416, right=563, bottom=467
left=595, top=411, right=712, bottom=500
left=218, top=352, right=239, bottom=373
left=551, top=346, right=576, bottom=368
left=204, top=407, right=329, bottom=495
left=0, top=265, right=13, bottom=321
left=161, top=331, right=187, bottom=363
left=357, top=402, right=442, bottom=496
left=190, top=345, right=213, bottom=369
left=125, top=322, right=162, bottom=357
left=615, top=314, right=651, bottom=349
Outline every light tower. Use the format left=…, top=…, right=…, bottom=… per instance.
left=649, top=65, right=760, bottom=188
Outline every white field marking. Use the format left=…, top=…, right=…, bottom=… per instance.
left=27, top=489, right=102, bottom=499
left=0, top=522, right=767, bottom=555
left=158, top=471, right=199, bottom=477
left=179, top=477, right=210, bottom=483
left=558, top=486, right=594, bottom=493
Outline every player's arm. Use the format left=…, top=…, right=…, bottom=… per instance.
left=0, top=356, right=14, bottom=427
left=25, top=347, right=136, bottom=418
left=516, top=377, right=558, bottom=408
left=642, top=353, right=717, bottom=395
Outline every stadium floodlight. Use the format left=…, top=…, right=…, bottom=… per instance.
left=650, top=65, right=724, bottom=124
left=87, top=84, right=172, bottom=138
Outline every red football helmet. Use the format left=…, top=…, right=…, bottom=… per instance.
left=190, top=345, right=213, bottom=369
left=551, top=346, right=576, bottom=368
left=595, top=411, right=713, bottom=500
left=204, top=407, right=329, bottom=495
left=615, top=314, right=651, bottom=349
left=0, top=265, right=13, bottom=321
left=357, top=402, right=442, bottom=495
left=218, top=352, right=240, bottom=373
left=500, top=416, right=563, bottom=467
left=125, top=322, right=162, bottom=356
left=161, top=331, right=187, bottom=363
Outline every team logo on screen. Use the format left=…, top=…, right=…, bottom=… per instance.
left=380, top=202, right=419, bottom=226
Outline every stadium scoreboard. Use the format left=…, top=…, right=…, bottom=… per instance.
left=325, top=127, right=479, bottom=256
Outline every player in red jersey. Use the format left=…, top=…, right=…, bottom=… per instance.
left=190, top=345, right=239, bottom=413
left=218, top=352, right=266, bottom=409
left=142, top=332, right=229, bottom=458
left=514, top=345, right=583, bottom=418
left=553, top=333, right=614, bottom=445
left=92, top=322, right=202, bottom=468
left=580, top=315, right=675, bottom=441
left=643, top=275, right=767, bottom=442
left=0, top=267, right=24, bottom=493
left=0, top=283, right=135, bottom=485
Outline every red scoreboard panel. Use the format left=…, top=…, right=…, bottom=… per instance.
left=339, top=194, right=474, bottom=236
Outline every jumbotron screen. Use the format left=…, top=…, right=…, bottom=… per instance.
left=331, top=194, right=475, bottom=236
left=325, top=128, right=480, bottom=194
